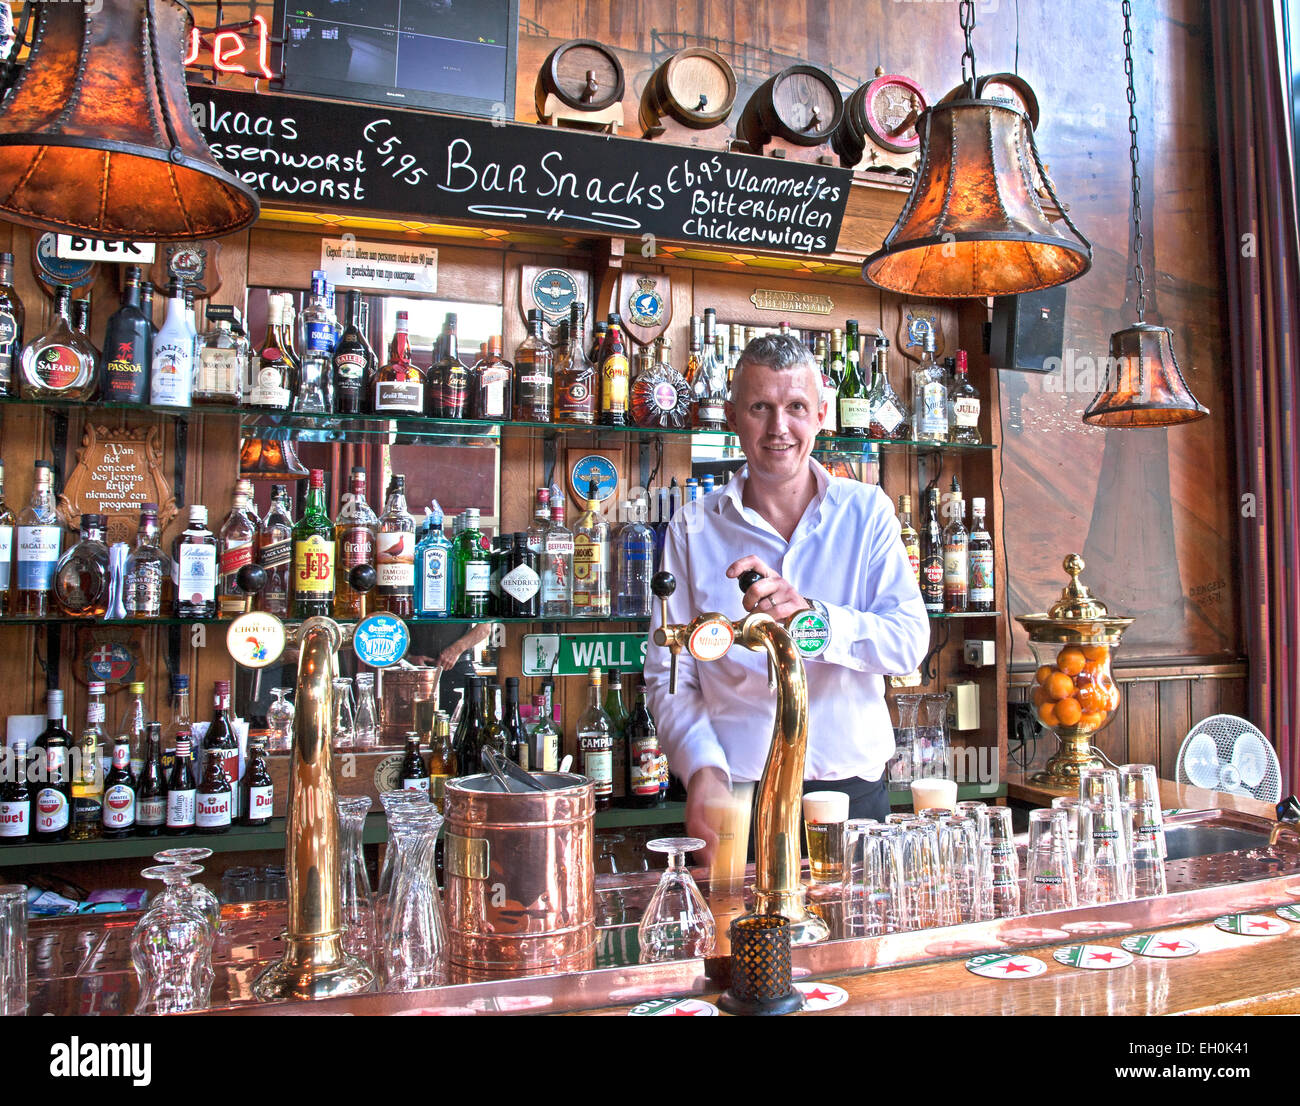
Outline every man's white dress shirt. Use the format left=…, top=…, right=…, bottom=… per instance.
left=645, top=460, right=930, bottom=786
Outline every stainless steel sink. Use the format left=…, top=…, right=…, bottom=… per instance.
left=1163, top=824, right=1273, bottom=861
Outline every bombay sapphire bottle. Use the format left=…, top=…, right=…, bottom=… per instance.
left=415, top=500, right=452, bottom=618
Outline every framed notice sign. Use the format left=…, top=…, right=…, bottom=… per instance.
left=275, top=0, right=519, bottom=121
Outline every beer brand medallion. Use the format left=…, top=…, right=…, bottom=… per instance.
left=627, top=276, right=665, bottom=327
left=795, top=980, right=848, bottom=1011
left=1052, top=944, right=1133, bottom=970
left=531, top=268, right=580, bottom=324
left=1215, top=913, right=1290, bottom=936
left=964, top=952, right=1047, bottom=979
left=1276, top=905, right=1300, bottom=923
left=373, top=754, right=405, bottom=793
left=34, top=232, right=97, bottom=291
left=628, top=997, right=718, bottom=1016
left=787, top=607, right=830, bottom=658
left=353, top=614, right=410, bottom=668
left=687, top=618, right=734, bottom=662
left=227, top=611, right=286, bottom=668
left=1120, top=934, right=1200, bottom=959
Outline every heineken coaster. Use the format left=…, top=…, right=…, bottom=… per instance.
left=1214, top=913, right=1290, bottom=936
left=1277, top=905, right=1300, bottom=923
left=628, top=998, right=718, bottom=1016
left=1121, top=934, right=1200, bottom=959
left=965, top=952, right=1047, bottom=979
left=1053, top=944, right=1133, bottom=970
left=796, top=981, right=848, bottom=1011
left=1061, top=919, right=1130, bottom=936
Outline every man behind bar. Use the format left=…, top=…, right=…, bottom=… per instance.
left=645, top=334, right=929, bottom=863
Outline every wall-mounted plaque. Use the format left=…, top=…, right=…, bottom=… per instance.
left=155, top=240, right=223, bottom=297
left=749, top=289, right=834, bottom=315
left=619, top=270, right=671, bottom=347
left=33, top=233, right=97, bottom=295
left=896, top=302, right=957, bottom=364
left=75, top=627, right=148, bottom=690
left=521, top=266, right=589, bottom=327
left=57, top=425, right=178, bottom=543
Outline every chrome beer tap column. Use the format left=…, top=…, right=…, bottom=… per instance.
left=651, top=572, right=829, bottom=945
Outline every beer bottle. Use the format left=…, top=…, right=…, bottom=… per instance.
left=484, top=683, right=508, bottom=759
left=503, top=677, right=528, bottom=769
left=242, top=740, right=274, bottom=827
left=400, top=733, right=430, bottom=794
left=0, top=741, right=32, bottom=842
left=624, top=680, right=663, bottom=808
left=428, top=711, right=454, bottom=811
left=101, top=738, right=137, bottom=839
left=34, top=729, right=72, bottom=842
left=206, top=680, right=241, bottom=819
left=135, top=723, right=166, bottom=836
left=70, top=725, right=103, bottom=840
left=195, top=748, right=233, bottom=835
left=452, top=676, right=489, bottom=777
left=165, top=736, right=197, bottom=835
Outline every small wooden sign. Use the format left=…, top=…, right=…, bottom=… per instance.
left=618, top=270, right=672, bottom=347
left=895, top=302, right=957, bottom=364
left=57, top=424, right=178, bottom=543
left=750, top=288, right=833, bottom=315
left=520, top=265, right=592, bottom=332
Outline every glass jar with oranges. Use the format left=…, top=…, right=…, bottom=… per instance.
left=1015, top=554, right=1134, bottom=787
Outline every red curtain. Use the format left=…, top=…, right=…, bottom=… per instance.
left=1212, top=0, right=1300, bottom=796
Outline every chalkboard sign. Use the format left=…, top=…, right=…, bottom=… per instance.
left=192, top=88, right=852, bottom=255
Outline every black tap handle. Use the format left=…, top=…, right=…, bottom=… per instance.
left=651, top=571, right=676, bottom=599
left=349, top=564, right=378, bottom=594
left=1278, top=795, right=1300, bottom=823
left=235, top=563, right=267, bottom=595
left=738, top=569, right=764, bottom=593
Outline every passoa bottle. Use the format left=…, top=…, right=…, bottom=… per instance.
left=292, top=468, right=335, bottom=618
left=99, top=265, right=150, bottom=404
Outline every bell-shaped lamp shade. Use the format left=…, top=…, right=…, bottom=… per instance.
left=239, top=439, right=309, bottom=480
left=863, top=98, right=1091, bottom=298
left=1081, top=322, right=1209, bottom=428
left=0, top=0, right=259, bottom=241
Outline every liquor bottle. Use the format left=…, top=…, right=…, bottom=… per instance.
left=373, top=309, right=425, bottom=415
left=554, top=302, right=596, bottom=424
left=527, top=694, right=556, bottom=773
left=162, top=674, right=192, bottom=759
left=942, top=478, right=969, bottom=613
left=0, top=462, right=12, bottom=614
left=84, top=680, right=110, bottom=778
left=15, top=460, right=62, bottom=617
left=431, top=312, right=470, bottom=419
left=332, top=291, right=375, bottom=415
left=614, top=500, right=655, bottom=617
left=70, top=722, right=103, bottom=841
left=474, top=334, right=513, bottom=421
left=241, top=740, right=274, bottom=827
left=969, top=496, right=995, bottom=613
left=452, top=676, right=489, bottom=777
left=911, top=325, right=948, bottom=442
left=400, top=733, right=430, bottom=793
left=920, top=487, right=944, bottom=615
left=34, top=725, right=71, bottom=843
left=576, top=668, right=614, bottom=811
left=525, top=487, right=551, bottom=555
left=258, top=483, right=294, bottom=618
left=512, top=308, right=553, bottom=423
left=948, top=349, right=982, bottom=444
left=0, top=741, right=31, bottom=842
left=867, top=338, right=909, bottom=440
left=292, top=468, right=335, bottom=618
left=727, top=324, right=744, bottom=395
left=629, top=336, right=692, bottom=429
left=0, top=251, right=23, bottom=396
left=838, top=320, right=870, bottom=437
left=124, top=503, right=169, bottom=617
left=334, top=467, right=378, bottom=620
left=20, top=284, right=96, bottom=401
left=194, top=749, right=233, bottom=835
left=824, top=329, right=845, bottom=435
left=690, top=309, right=728, bottom=430
left=165, top=736, right=197, bottom=835
left=140, top=281, right=155, bottom=330
left=897, top=494, right=921, bottom=587
left=100, top=739, right=136, bottom=839
left=53, top=512, right=110, bottom=618
left=275, top=291, right=300, bottom=382
left=625, top=680, right=662, bottom=808
left=428, top=712, right=454, bottom=809
left=593, top=313, right=628, bottom=427
left=415, top=500, right=452, bottom=618
left=72, top=296, right=97, bottom=364
left=604, top=668, right=628, bottom=801
left=148, top=282, right=193, bottom=407
left=134, top=723, right=166, bottom=837
left=294, top=270, right=335, bottom=413
left=118, top=680, right=151, bottom=778
left=572, top=479, right=610, bottom=616
left=249, top=293, right=293, bottom=409
left=815, top=332, right=837, bottom=436
left=205, top=679, right=240, bottom=819
left=484, top=683, right=508, bottom=758
left=217, top=480, right=259, bottom=618
left=174, top=504, right=217, bottom=618
left=194, top=307, right=247, bottom=405
left=376, top=473, right=416, bottom=617
left=452, top=508, right=491, bottom=618
left=99, top=265, right=150, bottom=404
left=501, top=532, right=540, bottom=618
left=541, top=498, right=574, bottom=617
left=501, top=678, right=528, bottom=768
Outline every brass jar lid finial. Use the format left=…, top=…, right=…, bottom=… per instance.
left=1047, top=553, right=1110, bottom=620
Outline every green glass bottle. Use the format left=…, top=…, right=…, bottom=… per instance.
left=838, top=319, right=870, bottom=437
left=291, top=468, right=335, bottom=618
left=453, top=507, right=491, bottom=617
left=603, top=668, right=628, bottom=803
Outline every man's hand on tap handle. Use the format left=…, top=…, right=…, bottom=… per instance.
left=727, top=555, right=812, bottom=623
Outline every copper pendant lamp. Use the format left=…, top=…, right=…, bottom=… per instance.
left=862, top=1, right=1091, bottom=299
left=0, top=0, right=259, bottom=241
left=1082, top=0, right=1207, bottom=428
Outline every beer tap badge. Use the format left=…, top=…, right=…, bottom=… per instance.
left=354, top=614, right=410, bottom=668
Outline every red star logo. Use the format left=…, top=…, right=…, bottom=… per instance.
left=1248, top=920, right=1278, bottom=931
left=668, top=1005, right=701, bottom=1015
left=1001, top=961, right=1031, bottom=974
left=1156, top=941, right=1187, bottom=952
left=802, top=987, right=835, bottom=1003
left=1088, top=951, right=1119, bottom=963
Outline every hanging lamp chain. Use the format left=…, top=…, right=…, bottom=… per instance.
left=1122, top=0, right=1146, bottom=322
left=959, top=0, right=978, bottom=92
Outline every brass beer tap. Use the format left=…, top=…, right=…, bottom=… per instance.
left=652, top=571, right=830, bottom=945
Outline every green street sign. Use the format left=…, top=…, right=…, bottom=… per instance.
left=556, top=633, right=649, bottom=675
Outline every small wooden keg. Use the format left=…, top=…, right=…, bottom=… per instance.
left=640, top=46, right=737, bottom=148
left=834, top=71, right=927, bottom=173
left=536, top=39, right=626, bottom=131
left=735, top=64, right=843, bottom=164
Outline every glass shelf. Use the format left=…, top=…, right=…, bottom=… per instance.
left=928, top=611, right=1002, bottom=619
left=0, top=614, right=650, bottom=628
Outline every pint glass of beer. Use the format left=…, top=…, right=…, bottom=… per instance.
left=802, top=791, right=849, bottom=883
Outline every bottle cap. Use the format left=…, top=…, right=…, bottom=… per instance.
left=309, top=468, right=325, bottom=489
left=973, top=497, right=986, bottom=512
left=88, top=682, right=106, bottom=695
left=176, top=738, right=191, bottom=756
left=141, top=502, right=158, bottom=514
left=214, top=680, right=231, bottom=694
left=189, top=505, right=208, bottom=524
left=172, top=674, right=190, bottom=691
left=271, top=484, right=288, bottom=497
left=47, top=689, right=64, bottom=710
left=588, top=667, right=602, bottom=684
left=129, top=681, right=146, bottom=693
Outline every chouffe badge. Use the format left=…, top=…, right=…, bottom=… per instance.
left=227, top=612, right=286, bottom=668
left=354, top=613, right=410, bottom=668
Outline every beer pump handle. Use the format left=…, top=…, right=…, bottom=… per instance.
left=739, top=569, right=776, bottom=687
left=349, top=564, right=377, bottom=594
left=236, top=563, right=268, bottom=596
left=651, top=572, right=680, bottom=694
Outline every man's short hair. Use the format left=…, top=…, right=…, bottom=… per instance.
left=732, top=334, right=819, bottom=396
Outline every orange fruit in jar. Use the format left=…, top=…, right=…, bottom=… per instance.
left=1032, top=685, right=1049, bottom=708
left=1035, top=665, right=1054, bottom=686
left=1081, top=660, right=1104, bottom=681
left=1107, top=685, right=1121, bottom=711
left=1083, top=644, right=1110, bottom=662
left=1037, top=701, right=1059, bottom=726
left=1056, top=647, right=1086, bottom=676
left=1077, top=684, right=1108, bottom=712
left=1055, top=697, right=1083, bottom=726
left=1046, top=671, right=1076, bottom=701
left=1078, top=711, right=1104, bottom=732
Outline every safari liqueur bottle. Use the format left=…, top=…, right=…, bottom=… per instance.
left=293, top=468, right=334, bottom=617
left=332, top=291, right=375, bottom=415
left=258, top=483, right=294, bottom=617
left=376, top=474, right=416, bottom=617
left=514, top=309, right=553, bottom=422
left=174, top=505, right=217, bottom=618
left=572, top=480, right=610, bottom=616
left=334, top=467, right=378, bottom=619
left=554, top=302, right=596, bottom=424
left=0, top=251, right=24, bottom=395
left=99, top=265, right=150, bottom=403
left=576, top=668, right=613, bottom=811
left=16, top=460, right=62, bottom=617
left=21, top=284, right=96, bottom=401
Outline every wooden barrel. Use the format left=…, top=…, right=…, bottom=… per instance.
left=535, top=39, right=625, bottom=119
left=737, top=64, right=843, bottom=149
left=834, top=72, right=927, bottom=167
left=640, top=46, right=737, bottom=130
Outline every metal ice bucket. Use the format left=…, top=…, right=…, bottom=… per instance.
left=443, top=773, right=596, bottom=982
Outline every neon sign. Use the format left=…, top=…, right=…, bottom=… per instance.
left=185, top=14, right=276, bottom=80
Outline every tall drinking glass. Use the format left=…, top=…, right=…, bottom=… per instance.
left=1119, top=764, right=1166, bottom=858
left=985, top=807, right=1021, bottom=918
left=0, top=885, right=26, bottom=1016
left=842, top=822, right=904, bottom=936
left=1024, top=808, right=1077, bottom=914
left=803, top=791, right=849, bottom=884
